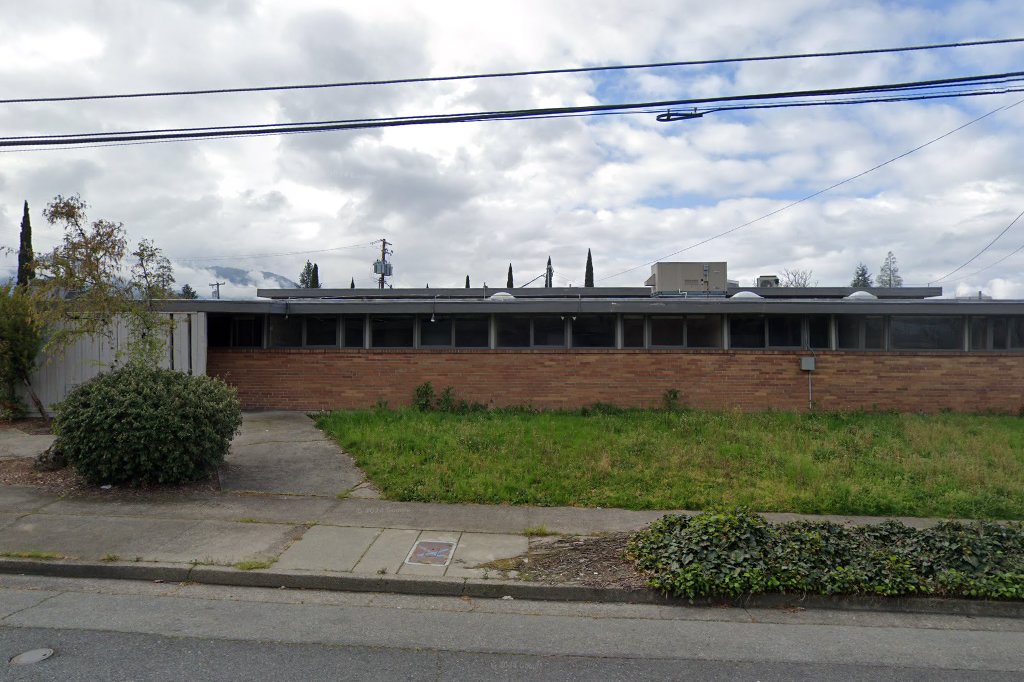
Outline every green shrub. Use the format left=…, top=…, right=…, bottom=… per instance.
left=437, top=386, right=456, bottom=412
left=54, top=365, right=242, bottom=485
left=629, top=510, right=1024, bottom=600
left=411, top=382, right=486, bottom=413
left=413, top=382, right=435, bottom=411
left=662, top=388, right=681, bottom=411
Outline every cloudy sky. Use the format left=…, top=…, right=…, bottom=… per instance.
left=2, top=0, right=1024, bottom=298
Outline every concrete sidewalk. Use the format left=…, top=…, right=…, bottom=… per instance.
left=2, top=485, right=1021, bottom=618
left=0, top=485, right=667, bottom=578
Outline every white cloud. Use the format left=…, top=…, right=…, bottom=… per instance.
left=3, top=0, right=1024, bottom=297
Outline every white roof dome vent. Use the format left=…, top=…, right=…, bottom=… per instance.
left=489, top=292, right=516, bottom=301
left=731, top=291, right=763, bottom=299
left=845, top=290, right=877, bottom=300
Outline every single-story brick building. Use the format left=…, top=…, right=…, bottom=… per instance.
left=159, top=264, right=1024, bottom=414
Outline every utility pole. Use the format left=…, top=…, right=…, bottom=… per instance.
left=209, top=281, right=225, bottom=299
left=373, top=238, right=393, bottom=289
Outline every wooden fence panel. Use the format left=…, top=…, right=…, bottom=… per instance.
left=18, top=312, right=207, bottom=415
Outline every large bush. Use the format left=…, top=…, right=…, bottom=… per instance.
left=55, top=365, right=242, bottom=485
left=629, top=510, right=1024, bottom=600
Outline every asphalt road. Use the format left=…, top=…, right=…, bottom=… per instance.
left=3, top=575, right=1022, bottom=681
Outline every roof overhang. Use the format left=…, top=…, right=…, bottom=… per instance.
left=158, top=297, right=1024, bottom=316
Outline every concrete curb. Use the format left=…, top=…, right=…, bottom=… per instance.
left=2, top=558, right=1022, bottom=618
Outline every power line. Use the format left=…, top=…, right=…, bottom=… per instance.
left=3, top=70, right=1021, bottom=149
left=929, top=209, right=1024, bottom=284
left=958, top=240, right=1024, bottom=281
left=4, top=37, right=1022, bottom=106
left=5, top=83, right=1024, bottom=156
left=7, top=69, right=1021, bottom=140
left=599, top=95, right=1024, bottom=283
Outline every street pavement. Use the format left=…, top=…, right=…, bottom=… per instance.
left=2, top=574, right=1022, bottom=680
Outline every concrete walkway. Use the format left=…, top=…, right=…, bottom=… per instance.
left=220, top=412, right=378, bottom=498
left=0, top=428, right=54, bottom=461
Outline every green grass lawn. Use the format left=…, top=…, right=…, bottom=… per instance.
left=315, top=408, right=1024, bottom=519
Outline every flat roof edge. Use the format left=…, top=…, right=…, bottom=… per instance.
left=257, top=287, right=653, bottom=300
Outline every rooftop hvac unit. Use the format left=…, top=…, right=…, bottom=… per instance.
left=373, top=260, right=393, bottom=276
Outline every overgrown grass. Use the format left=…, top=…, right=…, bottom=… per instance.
left=315, top=408, right=1024, bottom=519
left=0, top=550, right=65, bottom=560
left=234, top=559, right=275, bottom=571
left=522, top=525, right=558, bottom=537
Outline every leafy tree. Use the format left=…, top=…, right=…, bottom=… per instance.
left=780, top=268, right=815, bottom=287
left=17, top=201, right=34, bottom=286
left=179, top=284, right=199, bottom=299
left=299, top=260, right=315, bottom=288
left=850, top=263, right=872, bottom=288
left=350, top=277, right=355, bottom=288
left=33, top=194, right=175, bottom=367
left=310, top=263, right=321, bottom=288
left=584, top=248, right=594, bottom=287
left=131, top=238, right=175, bottom=301
left=0, top=283, right=44, bottom=417
left=465, top=275, right=470, bottom=288
left=506, top=263, right=513, bottom=288
left=878, top=251, right=903, bottom=287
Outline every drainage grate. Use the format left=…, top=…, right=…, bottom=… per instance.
left=406, top=540, right=456, bottom=566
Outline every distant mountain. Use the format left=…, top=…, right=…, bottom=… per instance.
left=206, top=266, right=298, bottom=289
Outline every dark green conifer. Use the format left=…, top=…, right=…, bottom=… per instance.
left=17, top=201, right=34, bottom=286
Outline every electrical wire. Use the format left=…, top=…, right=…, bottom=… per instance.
left=5, top=83, right=1023, bottom=155
left=519, top=273, right=547, bottom=288
left=598, top=95, right=1024, bottom=283
left=4, top=37, right=1022, bottom=106
left=929, top=209, right=1024, bottom=284
left=957, top=240, right=1024, bottom=281
left=3, top=70, right=1021, bottom=149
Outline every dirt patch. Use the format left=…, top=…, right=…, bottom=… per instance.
left=0, top=418, right=53, bottom=435
left=483, top=532, right=651, bottom=590
left=0, top=458, right=221, bottom=498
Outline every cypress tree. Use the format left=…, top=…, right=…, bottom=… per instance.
left=350, top=277, right=355, bottom=288
left=465, top=275, right=470, bottom=288
left=311, top=263, right=321, bottom=288
left=506, top=263, right=513, bottom=288
left=545, top=257, right=553, bottom=288
left=584, top=248, right=594, bottom=287
left=17, top=201, right=34, bottom=286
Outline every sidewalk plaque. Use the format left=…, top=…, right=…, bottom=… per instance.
left=406, top=540, right=455, bottom=566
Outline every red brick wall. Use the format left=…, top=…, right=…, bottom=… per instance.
left=206, top=348, right=1024, bottom=414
